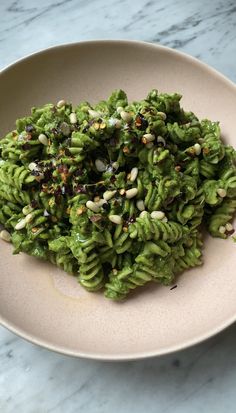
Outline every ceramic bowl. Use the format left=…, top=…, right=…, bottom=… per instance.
left=0, top=40, right=236, bottom=360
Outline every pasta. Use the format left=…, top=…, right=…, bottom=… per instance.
left=0, top=89, right=235, bottom=300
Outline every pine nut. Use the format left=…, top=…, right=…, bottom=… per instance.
left=0, top=229, right=11, bottom=242
left=112, top=161, right=119, bottom=170
left=157, top=111, right=167, bottom=120
left=57, top=99, right=66, bottom=108
left=109, top=215, right=122, bottom=225
left=217, top=188, right=227, bottom=198
left=225, top=223, right=233, bottom=231
left=86, top=201, right=100, bottom=213
left=219, top=226, right=226, bottom=234
left=126, top=188, right=138, bottom=199
left=151, top=211, right=165, bottom=220
left=95, top=199, right=107, bottom=207
left=25, top=213, right=33, bottom=223
left=194, top=143, right=201, bottom=155
left=120, top=111, right=132, bottom=122
left=116, top=107, right=123, bottom=114
left=38, top=134, right=48, bottom=146
left=115, top=119, right=122, bottom=129
left=103, top=190, right=117, bottom=201
left=95, top=159, right=107, bottom=172
left=136, top=200, right=145, bottom=211
left=143, top=133, right=155, bottom=142
left=69, top=112, right=77, bottom=124
left=15, top=218, right=26, bottom=230
left=28, top=162, right=37, bottom=171
left=60, top=122, right=71, bottom=136
left=139, top=211, right=148, bottom=218
left=130, top=167, right=138, bottom=182
left=22, top=205, right=33, bottom=215
left=88, top=109, right=101, bottom=118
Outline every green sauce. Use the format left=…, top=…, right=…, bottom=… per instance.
left=0, top=89, right=235, bottom=300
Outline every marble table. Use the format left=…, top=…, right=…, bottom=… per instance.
left=0, top=0, right=236, bottom=412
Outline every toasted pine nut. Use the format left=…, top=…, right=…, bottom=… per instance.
left=126, top=188, right=138, bottom=199
left=109, top=215, right=122, bottom=225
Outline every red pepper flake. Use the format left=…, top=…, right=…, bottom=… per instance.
left=40, top=167, right=52, bottom=183
left=30, top=200, right=38, bottom=208
left=64, top=148, right=71, bottom=156
left=41, top=183, right=48, bottom=192
left=74, top=168, right=83, bottom=177
left=125, top=216, right=136, bottom=225
left=31, top=169, right=41, bottom=177
left=135, top=113, right=148, bottom=130
left=75, top=184, right=87, bottom=194
left=76, top=207, right=85, bottom=216
left=51, top=127, right=60, bottom=136
left=123, top=146, right=130, bottom=154
left=54, top=186, right=62, bottom=203
left=25, top=133, right=33, bottom=140
left=175, top=165, right=181, bottom=172
left=57, top=164, right=69, bottom=182
left=57, top=164, right=65, bottom=173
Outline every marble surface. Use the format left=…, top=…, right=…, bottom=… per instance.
left=0, top=0, right=236, bottom=412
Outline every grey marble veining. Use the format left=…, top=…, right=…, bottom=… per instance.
left=0, top=0, right=236, bottom=412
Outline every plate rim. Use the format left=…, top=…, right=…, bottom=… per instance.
left=1, top=39, right=236, bottom=91
left=1, top=312, right=236, bottom=360
left=0, top=39, right=235, bottom=360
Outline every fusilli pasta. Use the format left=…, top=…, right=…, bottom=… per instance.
left=0, top=89, right=235, bottom=300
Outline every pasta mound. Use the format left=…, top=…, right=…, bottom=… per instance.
left=0, top=89, right=235, bottom=300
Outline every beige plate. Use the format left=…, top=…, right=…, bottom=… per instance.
left=0, top=41, right=236, bottom=360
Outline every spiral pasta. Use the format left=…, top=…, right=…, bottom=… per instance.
left=0, top=89, right=235, bottom=300
left=208, top=199, right=236, bottom=238
left=129, top=212, right=185, bottom=243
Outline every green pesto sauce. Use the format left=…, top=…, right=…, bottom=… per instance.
left=0, top=89, right=236, bottom=300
